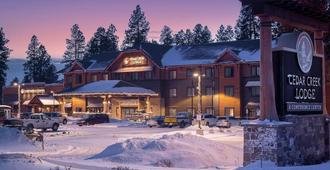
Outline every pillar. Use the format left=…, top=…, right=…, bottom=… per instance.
left=146, top=96, right=151, bottom=113
left=103, top=96, right=109, bottom=114
left=259, top=16, right=278, bottom=121
left=60, top=97, right=65, bottom=114
left=314, top=30, right=327, bottom=114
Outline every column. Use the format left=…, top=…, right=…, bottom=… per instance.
left=259, top=16, right=278, bottom=121
left=103, top=96, right=109, bottom=114
left=314, top=30, right=327, bottom=114
left=146, top=96, right=151, bottom=113
left=60, top=98, right=65, bottom=114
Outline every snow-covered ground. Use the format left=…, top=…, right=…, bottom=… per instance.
left=1, top=121, right=330, bottom=170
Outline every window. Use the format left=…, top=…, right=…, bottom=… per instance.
left=145, top=71, right=152, bottom=80
left=66, top=76, right=72, bottom=84
left=76, top=74, right=83, bottom=84
left=206, top=107, right=214, bottom=114
left=91, top=74, right=98, bottom=82
left=224, top=86, right=234, bottom=96
left=205, top=87, right=214, bottom=96
left=169, top=88, right=177, bottom=97
left=224, top=67, right=234, bottom=78
left=186, top=69, right=193, bottom=78
left=187, top=107, right=195, bottom=115
left=205, top=68, right=214, bottom=78
left=187, top=87, right=195, bottom=97
left=251, top=66, right=260, bottom=76
left=251, top=87, right=260, bottom=97
left=103, top=74, right=109, bottom=80
left=169, top=70, right=177, bottom=80
left=169, top=108, right=177, bottom=116
left=75, top=107, right=82, bottom=112
left=132, top=72, right=139, bottom=80
left=224, top=107, right=234, bottom=117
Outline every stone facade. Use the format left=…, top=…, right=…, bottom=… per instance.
left=243, top=115, right=328, bottom=166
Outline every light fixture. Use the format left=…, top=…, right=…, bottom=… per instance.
left=193, top=73, right=199, bottom=77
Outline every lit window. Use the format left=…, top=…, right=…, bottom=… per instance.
left=103, top=74, right=109, bottom=80
left=224, top=107, right=234, bottom=117
left=224, top=86, right=234, bottom=96
left=187, top=87, right=195, bottom=97
left=205, top=87, right=214, bottom=96
left=251, top=87, right=260, bottom=97
left=132, top=72, right=139, bottom=80
left=206, top=107, right=214, bottom=114
left=251, top=66, right=260, bottom=76
left=169, top=88, right=177, bottom=97
left=169, top=70, right=177, bottom=80
left=92, top=74, right=98, bottom=82
left=224, top=67, right=234, bottom=78
left=169, top=108, right=177, bottom=116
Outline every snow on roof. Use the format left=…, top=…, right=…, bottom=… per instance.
left=161, top=40, right=261, bottom=66
left=57, top=80, right=157, bottom=96
left=38, top=96, right=60, bottom=106
left=245, top=81, right=260, bottom=87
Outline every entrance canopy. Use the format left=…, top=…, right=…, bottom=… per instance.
left=29, top=95, right=60, bottom=106
left=55, top=80, right=158, bottom=96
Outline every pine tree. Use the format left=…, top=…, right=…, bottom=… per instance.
left=235, top=5, right=260, bottom=40
left=63, top=24, right=86, bottom=65
left=216, top=25, right=226, bottom=42
left=106, top=24, right=119, bottom=51
left=174, top=30, right=186, bottom=45
left=192, top=24, right=212, bottom=45
left=23, top=36, right=58, bottom=83
left=271, top=22, right=282, bottom=38
left=0, top=27, right=10, bottom=103
left=160, top=25, right=174, bottom=45
left=122, top=5, right=150, bottom=49
left=216, top=25, right=235, bottom=42
left=10, top=77, right=19, bottom=86
left=86, top=27, right=107, bottom=56
left=185, top=29, right=194, bottom=45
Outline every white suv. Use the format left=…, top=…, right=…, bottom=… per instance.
left=22, top=113, right=60, bottom=133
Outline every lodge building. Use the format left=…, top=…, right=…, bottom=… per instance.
left=2, top=39, right=263, bottom=119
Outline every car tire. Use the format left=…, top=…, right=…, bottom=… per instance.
left=179, top=121, right=186, bottom=128
left=206, top=122, right=210, bottom=127
left=52, top=123, right=59, bottom=132
left=26, top=124, right=34, bottom=134
left=62, top=119, right=67, bottom=125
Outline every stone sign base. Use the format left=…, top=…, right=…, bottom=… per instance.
left=243, top=114, right=328, bottom=166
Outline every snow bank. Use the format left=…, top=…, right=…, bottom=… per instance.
left=89, top=133, right=241, bottom=168
left=0, top=127, right=37, bottom=153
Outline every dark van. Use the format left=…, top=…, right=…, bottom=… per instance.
left=77, top=113, right=109, bottom=126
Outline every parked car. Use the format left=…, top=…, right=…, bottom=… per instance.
left=146, top=116, right=165, bottom=127
left=22, top=113, right=61, bottom=133
left=176, top=112, right=192, bottom=128
left=77, top=113, right=109, bottom=126
left=216, top=116, right=231, bottom=128
left=3, top=119, right=23, bottom=129
left=20, top=112, right=32, bottom=119
left=192, top=114, right=217, bottom=127
left=163, top=116, right=177, bottom=127
left=43, top=112, right=68, bottom=124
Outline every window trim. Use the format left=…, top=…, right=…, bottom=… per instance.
left=169, top=88, right=177, bottom=97
left=169, top=70, right=177, bottom=80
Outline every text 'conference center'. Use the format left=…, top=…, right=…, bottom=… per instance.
left=6, top=33, right=308, bottom=120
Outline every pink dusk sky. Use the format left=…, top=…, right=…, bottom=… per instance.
left=1, top=0, right=241, bottom=58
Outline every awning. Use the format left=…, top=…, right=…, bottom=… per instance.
left=23, top=100, right=31, bottom=105
left=113, top=66, right=153, bottom=73
left=245, top=81, right=260, bottom=87
left=246, top=102, right=260, bottom=107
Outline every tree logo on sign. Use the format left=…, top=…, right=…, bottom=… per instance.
left=296, top=32, right=313, bottom=74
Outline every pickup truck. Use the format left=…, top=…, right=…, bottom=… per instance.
left=22, top=113, right=60, bottom=133
left=164, top=112, right=192, bottom=128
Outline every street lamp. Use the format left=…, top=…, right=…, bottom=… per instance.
left=193, top=73, right=205, bottom=130
left=13, top=82, right=21, bottom=118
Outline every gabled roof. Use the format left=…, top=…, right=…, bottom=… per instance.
left=161, top=39, right=260, bottom=66
left=28, top=95, right=60, bottom=106
left=56, top=80, right=157, bottom=96
left=140, top=43, right=172, bottom=66
left=83, top=51, right=121, bottom=71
